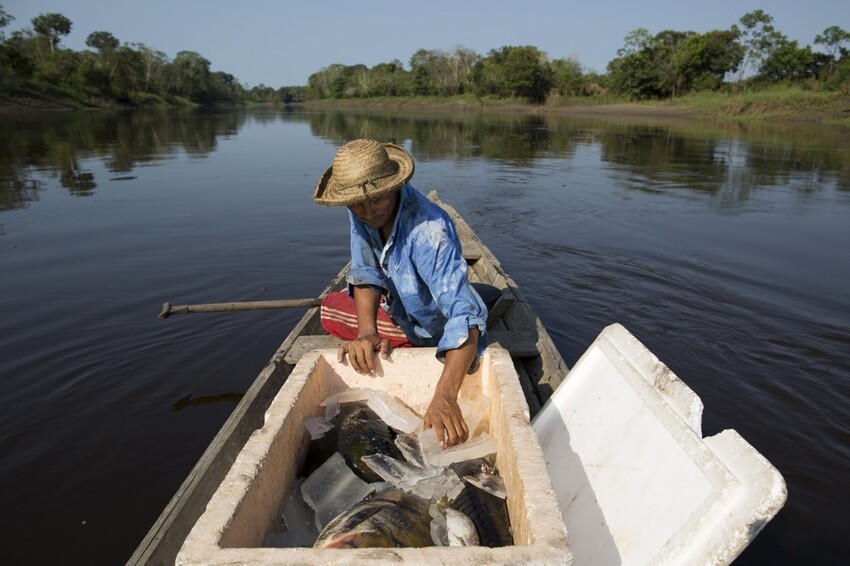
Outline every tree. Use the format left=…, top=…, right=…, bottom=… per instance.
left=815, top=25, right=850, bottom=79
left=472, top=56, right=507, bottom=98
left=367, top=59, right=410, bottom=97
left=450, top=47, right=479, bottom=95
left=306, top=63, right=360, bottom=99
left=734, top=10, right=783, bottom=82
left=551, top=57, right=586, bottom=96
left=85, top=30, right=119, bottom=51
left=608, top=30, right=676, bottom=99
left=83, top=31, right=120, bottom=92
left=607, top=47, right=662, bottom=98
left=473, top=46, right=552, bottom=102
left=618, top=28, right=653, bottom=57
left=652, top=30, right=693, bottom=98
left=1, top=29, right=36, bottom=77
left=31, top=12, right=72, bottom=53
left=168, top=50, right=212, bottom=103
left=758, top=39, right=822, bottom=83
left=608, top=28, right=742, bottom=98
left=0, top=4, right=14, bottom=41
left=129, top=42, right=169, bottom=94
left=675, top=29, right=744, bottom=92
left=409, top=49, right=442, bottom=95
left=501, top=46, right=553, bottom=102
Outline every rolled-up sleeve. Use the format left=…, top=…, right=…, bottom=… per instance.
left=413, top=220, right=488, bottom=358
left=346, top=211, right=386, bottom=294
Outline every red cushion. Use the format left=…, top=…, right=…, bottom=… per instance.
left=320, top=291, right=412, bottom=348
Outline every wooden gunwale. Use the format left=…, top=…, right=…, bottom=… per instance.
left=128, top=191, right=570, bottom=565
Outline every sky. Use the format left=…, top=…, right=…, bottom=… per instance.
left=3, top=0, right=848, bottom=88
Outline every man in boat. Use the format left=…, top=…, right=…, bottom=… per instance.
left=313, top=138, right=488, bottom=448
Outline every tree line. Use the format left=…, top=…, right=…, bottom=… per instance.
left=1, top=6, right=847, bottom=108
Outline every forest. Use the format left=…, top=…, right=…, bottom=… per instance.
left=1, top=5, right=847, bottom=108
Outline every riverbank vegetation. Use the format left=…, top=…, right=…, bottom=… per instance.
left=1, top=5, right=847, bottom=121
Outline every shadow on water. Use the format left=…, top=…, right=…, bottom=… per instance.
left=171, top=392, right=245, bottom=411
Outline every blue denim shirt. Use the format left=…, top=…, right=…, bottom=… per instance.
left=346, top=183, right=488, bottom=358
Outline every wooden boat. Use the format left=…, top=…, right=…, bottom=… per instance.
left=129, top=191, right=569, bottom=564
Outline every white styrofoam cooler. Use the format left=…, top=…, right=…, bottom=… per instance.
left=533, top=323, right=787, bottom=565
left=177, top=346, right=571, bottom=565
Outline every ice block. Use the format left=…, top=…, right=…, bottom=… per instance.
left=367, top=390, right=423, bottom=433
left=395, top=432, right=427, bottom=468
left=321, top=387, right=376, bottom=406
left=459, top=394, right=489, bottom=438
left=276, top=478, right=319, bottom=547
left=426, top=432, right=499, bottom=468
left=303, top=416, right=334, bottom=440
left=301, top=452, right=375, bottom=530
left=360, top=453, right=420, bottom=486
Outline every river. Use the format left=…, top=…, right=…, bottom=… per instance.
left=1, top=107, right=848, bottom=564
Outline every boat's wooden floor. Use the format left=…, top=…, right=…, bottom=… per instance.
left=128, top=192, right=569, bottom=565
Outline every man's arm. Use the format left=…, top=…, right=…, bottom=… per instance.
left=423, top=327, right=480, bottom=447
left=336, top=284, right=391, bottom=375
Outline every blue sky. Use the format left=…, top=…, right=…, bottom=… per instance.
left=3, top=0, right=847, bottom=88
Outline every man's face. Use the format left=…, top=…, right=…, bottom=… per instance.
left=348, top=192, right=398, bottom=231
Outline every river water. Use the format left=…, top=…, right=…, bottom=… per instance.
left=1, top=108, right=848, bottom=564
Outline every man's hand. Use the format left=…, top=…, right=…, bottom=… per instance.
left=337, top=333, right=391, bottom=375
left=423, top=327, right=480, bottom=447
left=424, top=391, right=469, bottom=448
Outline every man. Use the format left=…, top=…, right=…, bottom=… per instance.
left=313, top=138, right=488, bottom=448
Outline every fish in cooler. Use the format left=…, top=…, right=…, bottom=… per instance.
left=303, top=401, right=405, bottom=483
left=313, top=488, right=433, bottom=548
left=450, top=458, right=513, bottom=547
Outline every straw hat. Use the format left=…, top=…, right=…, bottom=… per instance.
left=313, top=139, right=415, bottom=207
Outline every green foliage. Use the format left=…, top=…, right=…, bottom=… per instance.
left=734, top=10, right=788, bottom=82
left=824, top=57, right=850, bottom=93
left=86, top=30, right=119, bottom=51
left=31, top=12, right=71, bottom=53
left=0, top=4, right=846, bottom=110
left=756, top=40, right=823, bottom=84
left=550, top=57, right=588, bottom=96
left=675, top=30, right=743, bottom=92
left=815, top=25, right=850, bottom=80
left=473, top=46, right=553, bottom=102
left=0, top=4, right=13, bottom=41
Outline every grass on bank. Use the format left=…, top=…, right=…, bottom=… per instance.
left=3, top=76, right=848, bottom=126
left=672, top=86, right=850, bottom=125
left=304, top=87, right=848, bottom=125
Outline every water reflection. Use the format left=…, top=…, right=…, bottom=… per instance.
left=0, top=109, right=250, bottom=210
left=2, top=108, right=848, bottom=214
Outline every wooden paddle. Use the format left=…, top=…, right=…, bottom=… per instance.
left=159, top=297, right=323, bottom=319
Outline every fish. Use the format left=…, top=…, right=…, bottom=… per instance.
left=450, top=458, right=513, bottom=547
left=430, top=503, right=481, bottom=547
left=445, top=507, right=481, bottom=546
left=302, top=401, right=404, bottom=483
left=313, top=487, right=433, bottom=548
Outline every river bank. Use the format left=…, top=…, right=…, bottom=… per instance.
left=2, top=86, right=848, bottom=125
left=301, top=89, right=850, bottom=125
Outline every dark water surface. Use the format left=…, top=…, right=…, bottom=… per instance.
left=1, top=108, right=848, bottom=564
